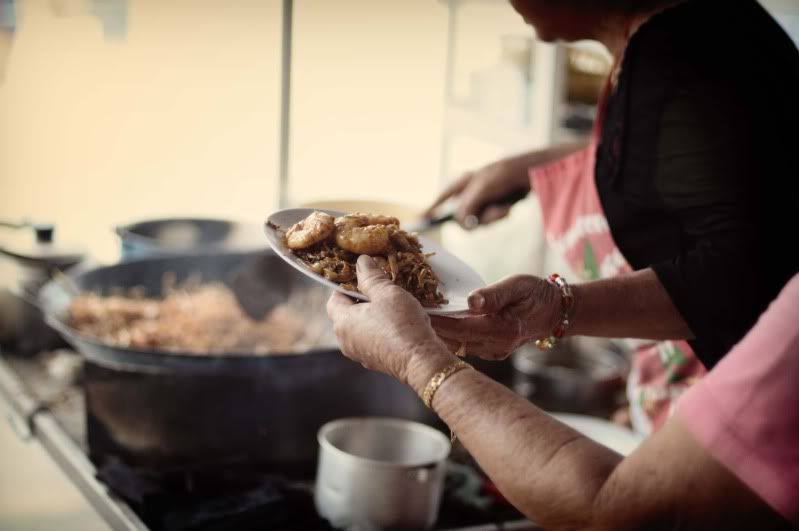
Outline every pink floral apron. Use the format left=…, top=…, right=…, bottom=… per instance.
left=530, top=89, right=706, bottom=435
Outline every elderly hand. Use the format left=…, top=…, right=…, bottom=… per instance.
left=326, top=255, right=456, bottom=392
left=431, top=275, right=560, bottom=360
left=422, top=158, right=530, bottom=229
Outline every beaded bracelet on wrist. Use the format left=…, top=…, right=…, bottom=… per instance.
left=535, top=273, right=574, bottom=351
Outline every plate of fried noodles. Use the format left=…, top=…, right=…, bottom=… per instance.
left=265, top=208, right=484, bottom=315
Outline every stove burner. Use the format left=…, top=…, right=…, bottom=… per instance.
left=96, top=456, right=524, bottom=531
left=97, top=458, right=334, bottom=531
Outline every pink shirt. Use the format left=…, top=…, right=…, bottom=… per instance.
left=679, top=274, right=799, bottom=524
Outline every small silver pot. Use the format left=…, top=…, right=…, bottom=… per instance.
left=315, top=417, right=451, bottom=530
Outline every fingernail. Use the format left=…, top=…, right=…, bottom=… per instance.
left=356, top=255, right=376, bottom=271
left=468, top=293, right=485, bottom=309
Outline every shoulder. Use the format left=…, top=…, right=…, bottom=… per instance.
left=625, top=1, right=730, bottom=87
left=613, top=1, right=763, bottom=185
left=627, top=0, right=799, bottom=83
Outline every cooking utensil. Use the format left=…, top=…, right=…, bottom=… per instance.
left=115, top=217, right=266, bottom=261
left=228, top=252, right=297, bottom=320
left=264, top=208, right=485, bottom=315
left=114, top=217, right=279, bottom=319
left=511, top=338, right=628, bottom=418
left=404, top=188, right=530, bottom=234
left=0, top=220, right=85, bottom=268
left=0, top=220, right=85, bottom=353
left=403, top=212, right=458, bottom=234
left=315, top=417, right=451, bottom=530
left=38, top=251, right=441, bottom=473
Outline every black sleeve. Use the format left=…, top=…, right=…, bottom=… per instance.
left=601, top=0, right=799, bottom=367
left=649, top=77, right=759, bottom=365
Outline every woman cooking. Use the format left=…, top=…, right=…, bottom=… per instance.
left=324, top=0, right=799, bottom=528
left=422, top=0, right=799, bottom=432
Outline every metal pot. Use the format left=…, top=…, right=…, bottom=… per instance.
left=115, top=217, right=266, bottom=260
left=0, top=221, right=85, bottom=354
left=38, top=251, right=440, bottom=475
left=511, top=337, right=628, bottom=417
left=315, top=417, right=451, bottom=530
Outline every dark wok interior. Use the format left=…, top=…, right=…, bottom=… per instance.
left=41, top=251, right=327, bottom=369
left=39, top=251, right=439, bottom=473
left=116, top=218, right=234, bottom=249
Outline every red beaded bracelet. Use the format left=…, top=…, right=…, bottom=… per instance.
left=535, top=273, right=574, bottom=351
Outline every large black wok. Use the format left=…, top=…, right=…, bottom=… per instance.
left=40, top=251, right=438, bottom=476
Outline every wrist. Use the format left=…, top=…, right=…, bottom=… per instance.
left=535, top=274, right=575, bottom=350
left=543, top=278, right=563, bottom=336
left=568, top=282, right=585, bottom=336
left=405, top=340, right=457, bottom=396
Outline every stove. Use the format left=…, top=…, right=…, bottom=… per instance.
left=0, top=350, right=540, bottom=531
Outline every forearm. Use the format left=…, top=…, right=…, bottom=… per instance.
left=517, top=141, right=588, bottom=168
left=407, top=348, right=622, bottom=530
left=502, top=142, right=589, bottom=189
left=407, top=348, right=785, bottom=531
left=569, top=268, right=694, bottom=340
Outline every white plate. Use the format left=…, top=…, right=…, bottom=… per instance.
left=264, top=208, right=484, bottom=315
left=550, top=413, right=643, bottom=456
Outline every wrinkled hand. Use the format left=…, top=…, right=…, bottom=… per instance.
left=327, top=255, right=453, bottom=388
left=431, top=275, right=560, bottom=360
left=422, top=158, right=530, bottom=230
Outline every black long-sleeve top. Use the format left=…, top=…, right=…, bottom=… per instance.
left=596, top=0, right=799, bottom=368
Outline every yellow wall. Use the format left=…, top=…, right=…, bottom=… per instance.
left=289, top=0, right=447, bottom=206
left=0, top=0, right=449, bottom=262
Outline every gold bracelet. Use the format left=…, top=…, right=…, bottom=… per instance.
left=422, top=360, right=472, bottom=409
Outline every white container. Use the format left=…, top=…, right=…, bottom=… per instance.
left=315, top=417, right=451, bottom=531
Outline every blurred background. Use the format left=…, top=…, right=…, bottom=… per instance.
left=0, top=0, right=615, bottom=281
left=1, top=1, right=798, bottom=529
left=2, top=0, right=798, bottom=277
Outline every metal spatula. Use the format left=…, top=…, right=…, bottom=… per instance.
left=404, top=188, right=530, bottom=233
left=228, top=254, right=296, bottom=321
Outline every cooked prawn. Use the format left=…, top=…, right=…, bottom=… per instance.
left=334, top=213, right=399, bottom=255
left=285, top=211, right=335, bottom=250
left=281, top=210, right=447, bottom=307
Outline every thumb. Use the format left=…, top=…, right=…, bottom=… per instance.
left=356, top=255, right=395, bottom=298
left=468, top=275, right=530, bottom=313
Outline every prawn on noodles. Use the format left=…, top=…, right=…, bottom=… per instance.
left=279, top=211, right=447, bottom=308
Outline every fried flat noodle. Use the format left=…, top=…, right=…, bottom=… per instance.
left=290, top=224, right=447, bottom=308
left=68, top=281, right=329, bottom=355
